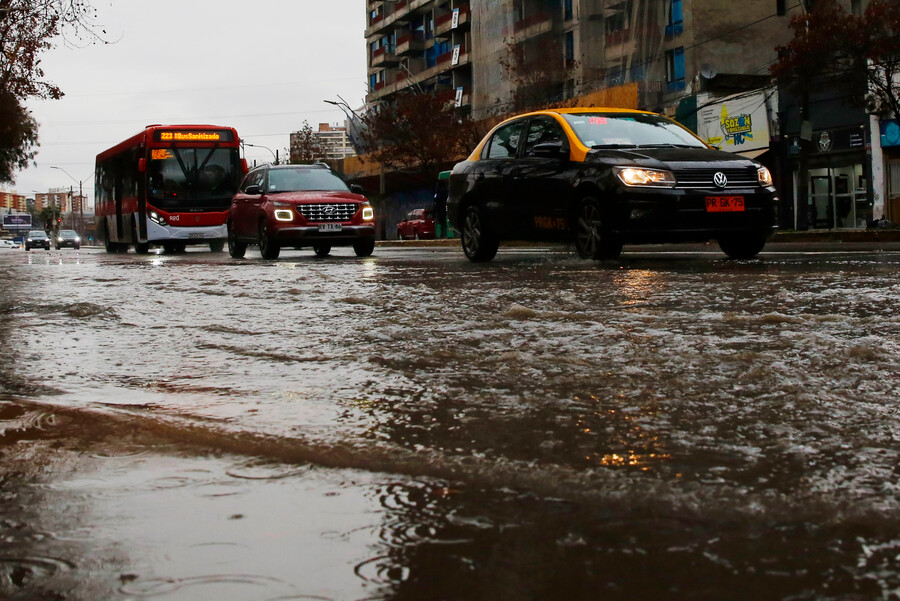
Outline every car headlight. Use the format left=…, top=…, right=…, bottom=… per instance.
left=57, top=237, right=63, bottom=242
left=74, top=237, right=80, bottom=242
left=757, top=166, right=773, bottom=187
left=148, top=211, right=168, bottom=226
left=273, top=209, right=294, bottom=222
left=362, top=205, right=375, bottom=221
left=614, top=167, right=676, bottom=188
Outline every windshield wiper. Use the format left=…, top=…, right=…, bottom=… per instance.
left=636, top=143, right=701, bottom=149
left=591, top=143, right=638, bottom=149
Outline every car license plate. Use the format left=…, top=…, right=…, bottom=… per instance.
left=706, top=196, right=745, bottom=212
left=318, top=223, right=342, bottom=233
left=188, top=232, right=205, bottom=239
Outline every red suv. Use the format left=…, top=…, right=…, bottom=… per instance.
left=228, top=164, right=376, bottom=259
left=396, top=208, right=436, bottom=240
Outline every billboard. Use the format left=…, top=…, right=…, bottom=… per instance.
left=2, top=214, right=32, bottom=230
left=697, top=90, right=773, bottom=158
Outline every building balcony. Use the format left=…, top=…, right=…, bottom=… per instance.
left=396, top=31, right=425, bottom=56
left=366, top=56, right=473, bottom=104
left=372, top=46, right=399, bottom=67
left=511, top=10, right=553, bottom=42
left=434, top=4, right=470, bottom=38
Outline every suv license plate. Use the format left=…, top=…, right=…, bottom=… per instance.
left=706, top=196, right=745, bottom=212
left=318, top=223, right=342, bottom=232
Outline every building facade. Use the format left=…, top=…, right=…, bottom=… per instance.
left=0, top=191, right=27, bottom=213
left=365, top=0, right=894, bottom=231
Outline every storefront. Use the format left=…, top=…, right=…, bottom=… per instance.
left=880, top=119, right=900, bottom=222
left=788, top=124, right=872, bottom=230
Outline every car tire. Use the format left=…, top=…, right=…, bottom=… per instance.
left=718, top=232, right=768, bottom=260
left=258, top=219, right=280, bottom=260
left=209, top=240, right=225, bottom=253
left=55, top=245, right=60, bottom=250
left=227, top=222, right=246, bottom=258
left=575, top=198, right=622, bottom=260
left=461, top=205, right=499, bottom=263
left=74, top=245, right=80, bottom=250
left=313, top=243, right=331, bottom=258
left=353, top=238, right=375, bottom=257
left=396, top=229, right=403, bottom=240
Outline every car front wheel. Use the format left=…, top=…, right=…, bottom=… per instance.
left=353, top=238, right=375, bottom=257
left=258, top=219, right=280, bottom=260
left=575, top=198, right=622, bottom=260
left=461, top=205, right=498, bottom=262
left=313, top=243, right=331, bottom=257
left=718, top=232, right=768, bottom=260
left=227, top=222, right=246, bottom=258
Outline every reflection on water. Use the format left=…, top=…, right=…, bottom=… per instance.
left=0, top=247, right=899, bottom=599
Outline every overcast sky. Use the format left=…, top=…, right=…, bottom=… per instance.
left=7, top=0, right=367, bottom=201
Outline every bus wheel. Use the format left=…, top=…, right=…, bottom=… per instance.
left=133, top=220, right=150, bottom=254
left=162, top=242, right=185, bottom=254
left=209, top=240, right=225, bottom=253
left=103, top=223, right=119, bottom=254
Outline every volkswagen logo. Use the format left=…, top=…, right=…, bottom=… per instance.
left=713, top=172, right=728, bottom=188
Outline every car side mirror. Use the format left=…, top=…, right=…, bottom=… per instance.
left=533, top=142, right=569, bottom=159
left=350, top=184, right=364, bottom=194
left=244, top=184, right=261, bottom=195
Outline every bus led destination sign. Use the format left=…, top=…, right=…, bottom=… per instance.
left=154, top=130, right=234, bottom=143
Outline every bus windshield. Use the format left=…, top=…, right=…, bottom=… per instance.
left=148, top=147, right=241, bottom=210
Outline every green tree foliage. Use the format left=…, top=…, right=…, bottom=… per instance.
left=771, top=0, right=900, bottom=117
left=361, top=91, right=484, bottom=177
left=0, top=90, right=38, bottom=182
left=0, top=0, right=103, bottom=184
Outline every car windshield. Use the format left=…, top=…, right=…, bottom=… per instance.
left=28, top=231, right=46, bottom=238
left=148, top=147, right=242, bottom=211
left=562, top=112, right=707, bottom=149
left=267, top=168, right=349, bottom=193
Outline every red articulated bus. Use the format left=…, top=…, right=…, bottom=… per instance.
left=95, top=124, right=247, bottom=253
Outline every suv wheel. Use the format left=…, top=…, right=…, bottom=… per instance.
left=227, top=222, right=246, bottom=258
left=258, top=219, right=280, bottom=259
left=575, top=198, right=622, bottom=260
left=461, top=205, right=498, bottom=262
left=313, top=243, right=331, bottom=258
left=353, top=238, right=375, bottom=257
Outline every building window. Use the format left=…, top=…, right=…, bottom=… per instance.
left=564, top=0, right=573, bottom=21
left=666, top=47, right=685, bottom=92
left=565, top=31, right=575, bottom=65
left=606, top=0, right=632, bottom=34
left=666, top=0, right=683, bottom=36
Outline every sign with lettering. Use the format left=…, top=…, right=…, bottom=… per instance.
left=2, top=214, right=31, bottom=230
left=451, top=8, right=459, bottom=28
left=697, top=90, right=771, bottom=155
left=153, top=129, right=234, bottom=143
left=451, top=45, right=461, bottom=66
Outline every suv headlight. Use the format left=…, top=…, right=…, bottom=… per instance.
left=361, top=204, right=375, bottom=221
left=614, top=167, right=676, bottom=188
left=757, top=166, right=773, bottom=187
left=273, top=209, right=294, bottom=222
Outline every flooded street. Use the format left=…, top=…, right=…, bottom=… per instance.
left=1, top=243, right=900, bottom=600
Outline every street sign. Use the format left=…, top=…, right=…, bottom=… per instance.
left=2, top=214, right=32, bottom=230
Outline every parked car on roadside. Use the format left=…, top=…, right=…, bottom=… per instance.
left=24, top=230, right=51, bottom=251
left=447, top=107, right=778, bottom=262
left=227, top=163, right=376, bottom=259
left=396, top=208, right=436, bottom=240
left=0, top=239, right=19, bottom=249
left=55, top=230, right=81, bottom=250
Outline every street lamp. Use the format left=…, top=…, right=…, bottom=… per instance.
left=51, top=166, right=94, bottom=233
left=242, top=141, right=279, bottom=165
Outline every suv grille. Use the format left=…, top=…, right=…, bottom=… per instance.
left=674, top=167, right=758, bottom=190
left=297, top=203, right=358, bottom=222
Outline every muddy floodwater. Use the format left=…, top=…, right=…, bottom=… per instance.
left=1, top=244, right=899, bottom=600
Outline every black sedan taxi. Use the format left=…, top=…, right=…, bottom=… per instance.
left=447, top=108, right=778, bottom=262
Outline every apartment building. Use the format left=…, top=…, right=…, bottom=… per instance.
left=365, top=0, right=896, bottom=231
left=365, top=0, right=796, bottom=118
left=316, top=123, right=357, bottom=161
left=0, top=191, right=27, bottom=213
